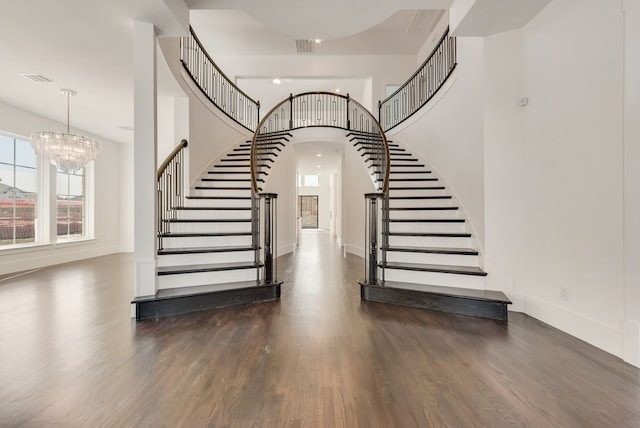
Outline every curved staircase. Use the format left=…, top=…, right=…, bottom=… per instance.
left=133, top=135, right=288, bottom=320
left=351, top=134, right=512, bottom=321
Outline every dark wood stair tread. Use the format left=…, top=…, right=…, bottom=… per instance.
left=385, top=231, right=471, bottom=237
left=175, top=207, right=251, bottom=211
left=158, top=232, right=252, bottom=237
left=387, top=218, right=465, bottom=223
left=382, top=246, right=478, bottom=255
left=186, top=196, right=251, bottom=200
left=157, top=261, right=263, bottom=276
left=379, top=262, right=487, bottom=276
left=165, top=218, right=251, bottom=223
left=388, top=196, right=450, bottom=200
left=389, top=178, right=438, bottom=182
left=158, top=245, right=257, bottom=255
left=195, top=186, right=252, bottom=190
left=388, top=206, right=458, bottom=211
left=134, top=281, right=272, bottom=302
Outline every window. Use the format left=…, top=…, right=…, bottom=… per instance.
left=0, top=135, right=37, bottom=247
left=57, top=167, right=85, bottom=240
left=299, top=175, right=319, bottom=187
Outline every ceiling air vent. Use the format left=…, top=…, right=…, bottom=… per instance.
left=19, top=73, right=54, bottom=83
left=295, top=39, right=314, bottom=54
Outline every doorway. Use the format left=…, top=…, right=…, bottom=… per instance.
left=299, top=195, right=318, bottom=229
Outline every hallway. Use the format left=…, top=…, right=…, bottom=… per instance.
left=1, top=231, right=640, bottom=426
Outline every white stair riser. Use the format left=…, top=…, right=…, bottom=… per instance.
left=204, top=173, right=252, bottom=180
left=158, top=269, right=258, bottom=289
left=388, top=180, right=440, bottom=187
left=388, top=189, right=446, bottom=197
left=177, top=209, right=252, bottom=220
left=389, top=222, right=466, bottom=234
left=389, top=209, right=460, bottom=220
left=209, top=166, right=251, bottom=173
left=387, top=235, right=471, bottom=248
left=184, top=199, right=251, bottom=208
left=168, top=222, right=252, bottom=234
left=389, top=172, right=434, bottom=178
left=382, top=269, right=486, bottom=290
left=388, top=198, right=455, bottom=208
left=158, top=251, right=255, bottom=267
left=385, top=251, right=478, bottom=266
left=192, top=188, right=253, bottom=197
left=160, top=235, right=253, bottom=249
left=195, top=182, right=252, bottom=189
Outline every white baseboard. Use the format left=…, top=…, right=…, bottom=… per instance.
left=344, top=244, right=365, bottom=258
left=623, top=321, right=640, bottom=367
left=523, top=294, right=622, bottom=358
left=278, top=244, right=295, bottom=256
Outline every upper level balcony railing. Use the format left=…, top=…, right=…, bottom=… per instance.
left=250, top=92, right=390, bottom=195
left=180, top=28, right=260, bottom=132
left=379, top=28, right=457, bottom=132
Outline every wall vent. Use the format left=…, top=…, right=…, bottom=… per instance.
left=295, top=39, right=314, bottom=54
left=19, top=73, right=54, bottom=83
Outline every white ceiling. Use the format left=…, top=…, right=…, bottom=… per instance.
left=0, top=1, right=445, bottom=146
left=295, top=141, right=344, bottom=175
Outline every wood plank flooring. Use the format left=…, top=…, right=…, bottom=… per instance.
left=1, top=230, right=640, bottom=426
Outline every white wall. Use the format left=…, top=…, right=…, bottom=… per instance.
left=483, top=29, right=525, bottom=310
left=391, top=37, right=486, bottom=250
left=623, top=0, right=640, bottom=366
left=213, top=54, right=418, bottom=112
left=482, top=0, right=629, bottom=359
left=518, top=0, right=624, bottom=356
left=0, top=101, right=128, bottom=274
left=263, top=145, right=296, bottom=256
left=344, top=143, right=377, bottom=257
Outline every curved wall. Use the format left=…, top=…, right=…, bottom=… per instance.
left=389, top=37, right=486, bottom=251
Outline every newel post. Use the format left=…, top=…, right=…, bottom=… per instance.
left=364, top=192, right=383, bottom=285
left=261, top=193, right=278, bottom=284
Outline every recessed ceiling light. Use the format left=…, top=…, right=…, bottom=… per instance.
left=272, top=78, right=282, bottom=85
left=314, top=39, right=323, bottom=44
left=316, top=154, right=322, bottom=157
left=335, top=88, right=340, bottom=93
left=317, top=165, right=321, bottom=168
left=19, top=73, right=54, bottom=83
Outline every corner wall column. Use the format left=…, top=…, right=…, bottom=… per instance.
left=133, top=20, right=158, bottom=299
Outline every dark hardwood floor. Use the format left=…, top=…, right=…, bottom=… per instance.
left=1, top=231, right=639, bottom=427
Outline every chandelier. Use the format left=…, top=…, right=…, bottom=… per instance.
left=30, top=89, right=100, bottom=174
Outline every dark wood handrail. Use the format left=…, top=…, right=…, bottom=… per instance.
left=157, top=139, right=188, bottom=180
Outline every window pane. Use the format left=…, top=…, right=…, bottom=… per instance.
left=68, top=196, right=84, bottom=238
left=69, top=174, right=84, bottom=197
left=303, top=175, right=319, bottom=187
left=14, top=196, right=35, bottom=244
left=57, top=195, right=70, bottom=238
left=57, top=172, right=69, bottom=195
left=15, top=139, right=35, bottom=168
left=0, top=135, right=13, bottom=165
left=0, top=162, right=13, bottom=188
left=0, top=196, right=13, bottom=246
left=0, top=133, right=38, bottom=247
left=15, top=166, right=36, bottom=194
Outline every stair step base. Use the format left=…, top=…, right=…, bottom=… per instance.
left=133, top=281, right=282, bottom=320
left=359, top=282, right=510, bottom=321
